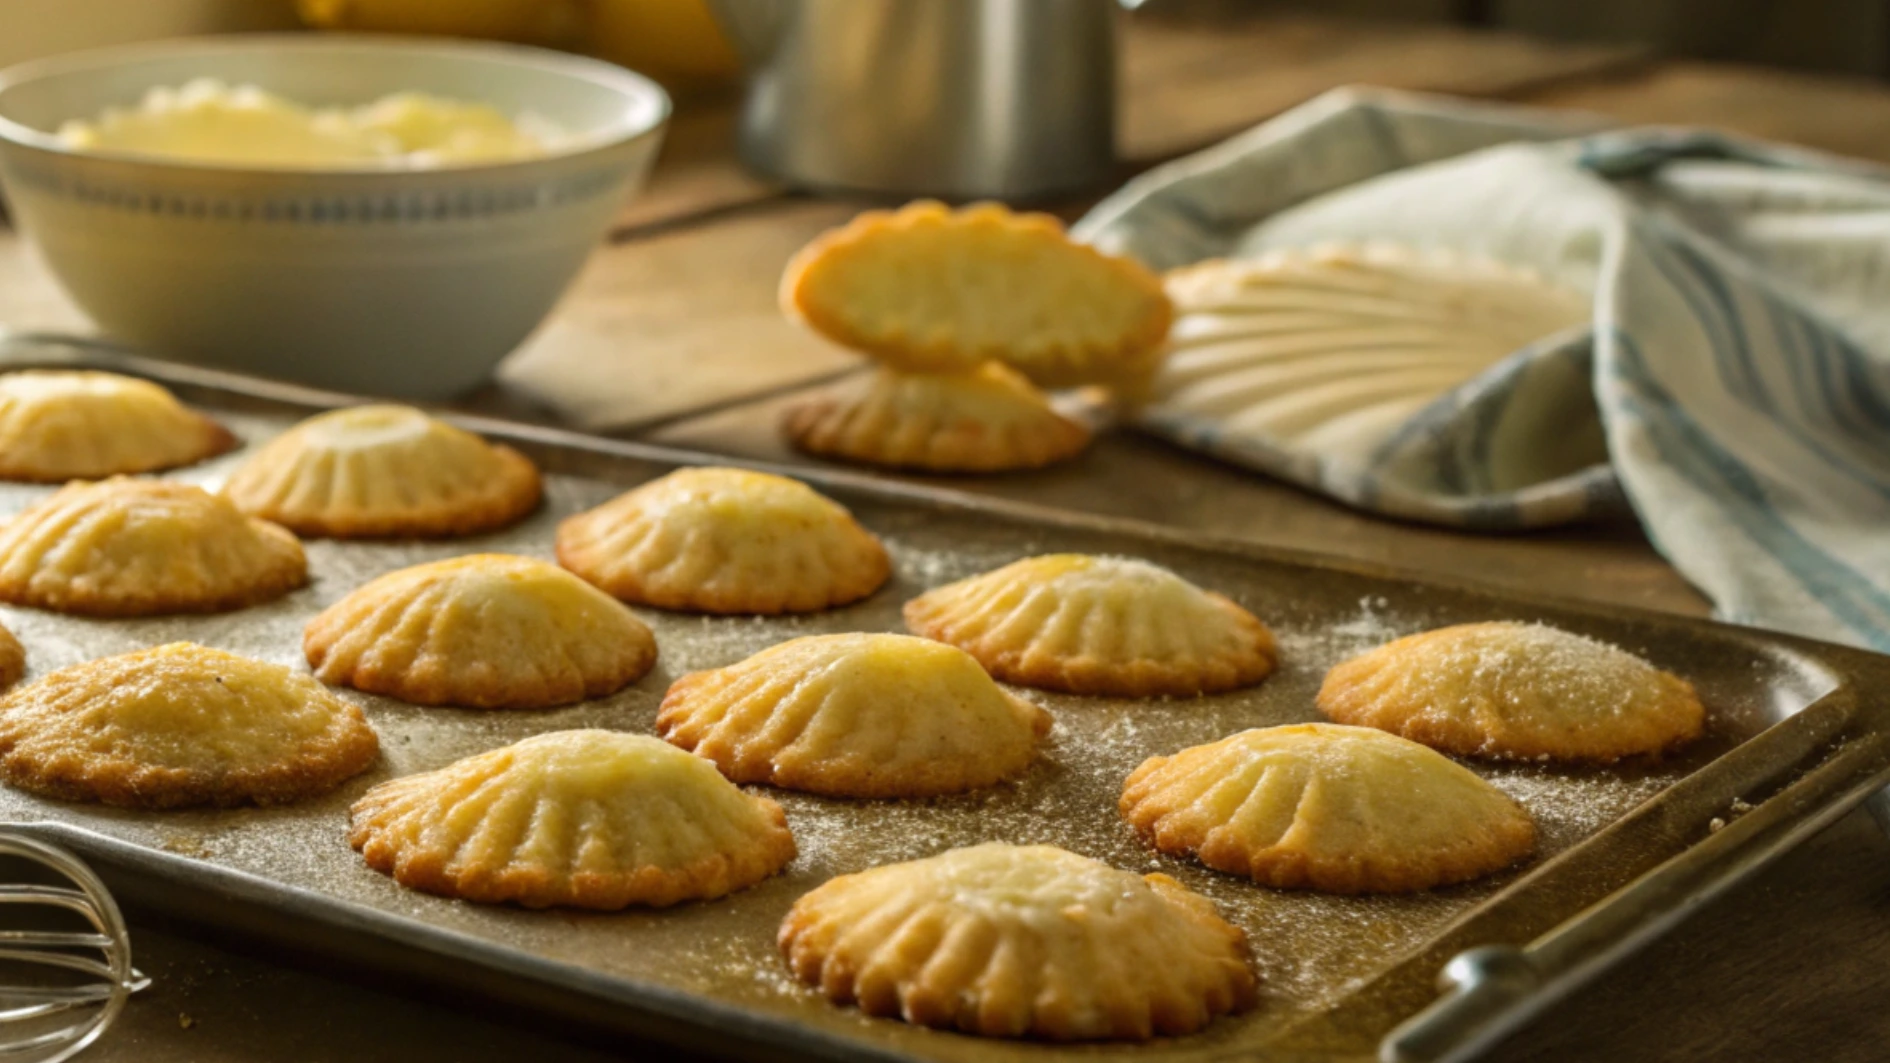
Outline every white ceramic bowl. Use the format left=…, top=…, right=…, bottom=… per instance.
left=0, top=35, right=669, bottom=398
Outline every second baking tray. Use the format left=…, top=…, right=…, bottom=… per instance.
left=1, top=339, right=1888, bottom=1063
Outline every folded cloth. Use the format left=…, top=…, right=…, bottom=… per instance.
left=1075, top=88, right=1890, bottom=652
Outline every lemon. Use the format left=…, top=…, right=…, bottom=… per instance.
left=587, top=0, right=739, bottom=87
left=298, top=0, right=740, bottom=87
left=297, top=0, right=588, bottom=46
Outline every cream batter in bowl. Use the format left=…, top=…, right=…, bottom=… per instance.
left=0, top=36, right=669, bottom=398
left=56, top=79, right=578, bottom=168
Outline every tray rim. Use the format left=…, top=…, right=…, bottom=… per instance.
left=3, top=334, right=1888, bottom=1063
left=0, top=332, right=1841, bottom=652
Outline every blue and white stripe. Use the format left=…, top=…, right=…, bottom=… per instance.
left=1077, top=88, right=1890, bottom=651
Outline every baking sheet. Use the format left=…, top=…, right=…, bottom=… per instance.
left=0, top=345, right=1882, bottom=1063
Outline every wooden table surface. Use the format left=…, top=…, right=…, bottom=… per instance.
left=6, top=10, right=1890, bottom=1062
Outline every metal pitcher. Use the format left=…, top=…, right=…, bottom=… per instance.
left=706, top=0, right=1131, bottom=201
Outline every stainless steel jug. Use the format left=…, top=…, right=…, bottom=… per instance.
left=706, top=0, right=1130, bottom=201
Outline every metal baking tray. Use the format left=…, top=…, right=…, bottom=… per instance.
left=0, top=337, right=1887, bottom=1063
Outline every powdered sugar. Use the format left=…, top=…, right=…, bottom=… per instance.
left=0, top=401, right=1795, bottom=1061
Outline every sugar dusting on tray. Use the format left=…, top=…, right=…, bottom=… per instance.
left=0, top=402, right=1785, bottom=1063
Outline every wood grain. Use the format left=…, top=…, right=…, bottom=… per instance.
left=0, top=232, right=89, bottom=335
left=496, top=201, right=864, bottom=431
left=1495, top=0, right=1890, bottom=77
left=1519, top=62, right=1890, bottom=163
left=611, top=95, right=782, bottom=236
left=1119, top=13, right=1646, bottom=162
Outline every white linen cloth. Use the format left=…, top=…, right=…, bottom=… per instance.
left=1075, top=88, right=1890, bottom=652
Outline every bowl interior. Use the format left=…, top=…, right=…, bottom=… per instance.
left=0, top=34, right=669, bottom=165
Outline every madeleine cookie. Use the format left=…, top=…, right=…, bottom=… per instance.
left=556, top=467, right=890, bottom=614
left=0, top=370, right=236, bottom=482
left=349, top=730, right=796, bottom=909
left=1317, top=621, right=1705, bottom=762
left=780, top=843, right=1256, bottom=1040
left=782, top=201, right=1173, bottom=388
left=781, top=363, right=1092, bottom=473
left=659, top=633, right=1050, bottom=798
left=222, top=404, right=541, bottom=538
left=904, top=554, right=1275, bottom=697
left=0, top=643, right=378, bottom=809
left=0, top=478, right=307, bottom=616
left=0, top=623, right=21, bottom=693
left=305, top=554, right=657, bottom=709
left=1121, top=724, right=1535, bottom=894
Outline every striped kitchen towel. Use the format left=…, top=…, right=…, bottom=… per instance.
left=1075, top=88, right=1890, bottom=652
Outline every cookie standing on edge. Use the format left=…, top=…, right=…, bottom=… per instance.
left=782, top=201, right=1174, bottom=388
left=1317, top=621, right=1706, bottom=762
left=349, top=730, right=796, bottom=909
left=305, top=554, right=658, bottom=710
left=0, top=370, right=237, bottom=482
left=1121, top=723, right=1536, bottom=894
left=904, top=553, right=1276, bottom=697
left=222, top=404, right=542, bottom=539
left=659, top=633, right=1051, bottom=798
left=779, top=843, right=1257, bottom=1041
left=781, top=363, right=1092, bottom=474
left=0, top=623, right=24, bottom=693
left=0, top=643, right=378, bottom=809
left=556, top=466, right=890, bottom=615
left=0, top=478, right=307, bottom=616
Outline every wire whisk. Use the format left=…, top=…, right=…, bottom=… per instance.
left=0, top=834, right=145, bottom=1062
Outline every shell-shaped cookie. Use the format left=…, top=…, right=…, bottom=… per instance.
left=0, top=643, right=378, bottom=808
left=222, top=404, right=542, bottom=538
left=0, top=370, right=236, bottom=482
left=305, top=554, right=658, bottom=710
left=658, top=633, right=1051, bottom=798
left=1152, top=246, right=1588, bottom=457
left=0, top=478, right=307, bottom=616
left=1317, top=621, right=1705, bottom=762
left=779, top=842, right=1257, bottom=1040
left=349, top=730, right=796, bottom=909
left=0, top=623, right=23, bottom=693
left=1121, top=724, right=1535, bottom=894
left=904, top=554, right=1276, bottom=697
left=781, top=363, right=1092, bottom=473
left=783, top=201, right=1174, bottom=388
left=556, top=467, right=891, bottom=615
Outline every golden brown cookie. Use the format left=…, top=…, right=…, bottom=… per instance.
left=904, top=554, right=1276, bottom=697
left=556, top=467, right=890, bottom=615
left=1317, top=621, right=1705, bottom=762
left=349, top=730, right=796, bottom=909
left=0, top=623, right=23, bottom=694
left=222, top=404, right=541, bottom=538
left=304, top=554, right=658, bottom=709
left=1121, top=723, right=1535, bottom=894
left=0, top=370, right=236, bottom=483
left=779, top=843, right=1257, bottom=1040
left=0, top=478, right=307, bottom=616
left=782, top=201, right=1174, bottom=388
left=781, top=363, right=1092, bottom=473
left=658, top=633, right=1051, bottom=798
left=0, top=643, right=378, bottom=808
